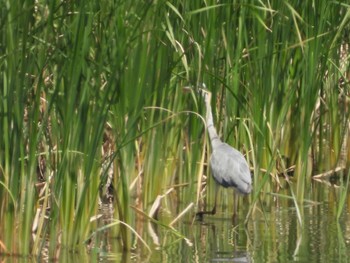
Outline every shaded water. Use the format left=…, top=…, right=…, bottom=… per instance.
left=86, top=193, right=347, bottom=262
left=144, top=202, right=350, bottom=263
left=1, top=184, right=350, bottom=263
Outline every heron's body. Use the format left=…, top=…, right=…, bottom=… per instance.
left=210, top=142, right=252, bottom=194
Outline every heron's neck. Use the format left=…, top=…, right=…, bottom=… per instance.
left=205, top=95, right=222, bottom=149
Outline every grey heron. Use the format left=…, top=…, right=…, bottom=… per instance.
left=190, top=85, right=252, bottom=219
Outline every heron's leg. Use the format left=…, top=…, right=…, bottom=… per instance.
left=196, top=184, right=219, bottom=220
left=232, top=191, right=238, bottom=223
left=210, top=183, right=219, bottom=215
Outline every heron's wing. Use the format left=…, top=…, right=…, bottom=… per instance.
left=210, top=144, right=252, bottom=193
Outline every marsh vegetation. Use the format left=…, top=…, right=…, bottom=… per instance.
left=1, top=0, right=349, bottom=261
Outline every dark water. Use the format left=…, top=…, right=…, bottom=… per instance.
left=143, top=202, right=350, bottom=263
left=1, top=186, right=349, bottom=262
left=85, top=188, right=350, bottom=263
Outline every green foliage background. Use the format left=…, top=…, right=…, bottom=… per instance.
left=0, top=0, right=349, bottom=257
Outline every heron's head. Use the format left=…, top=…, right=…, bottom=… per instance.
left=182, top=82, right=207, bottom=92
left=182, top=83, right=211, bottom=102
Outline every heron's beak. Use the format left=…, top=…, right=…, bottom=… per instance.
left=182, top=84, right=210, bottom=98
left=182, top=86, right=192, bottom=93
